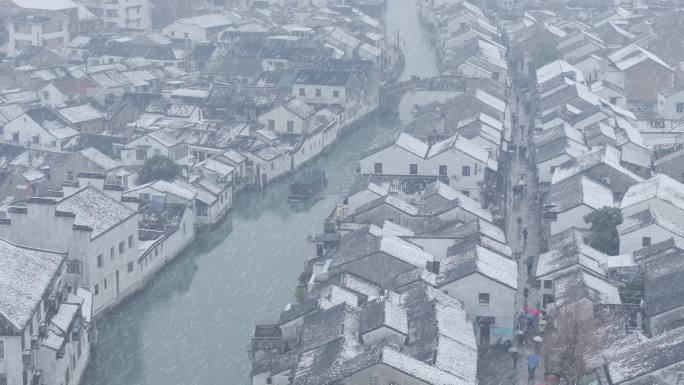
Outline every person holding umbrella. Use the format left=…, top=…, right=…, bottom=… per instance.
left=515, top=329, right=525, bottom=347
left=533, top=335, right=543, bottom=355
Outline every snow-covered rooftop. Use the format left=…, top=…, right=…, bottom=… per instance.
left=0, top=239, right=65, bottom=332
left=536, top=59, right=585, bottom=85
left=80, top=147, right=120, bottom=171
left=608, top=44, right=673, bottom=71
left=58, top=186, right=136, bottom=239
left=551, top=145, right=643, bottom=184
left=621, top=174, right=684, bottom=212
left=170, top=13, right=237, bottom=29
left=58, top=104, right=104, bottom=124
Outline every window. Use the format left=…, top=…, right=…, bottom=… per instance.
left=184, top=32, right=189, bottom=39
left=478, top=293, right=490, bottom=304
left=642, top=237, right=652, bottom=247
left=14, top=23, right=32, bottom=34
left=128, top=235, right=134, bottom=248
left=104, top=278, right=107, bottom=290
left=369, top=377, right=379, bottom=385
left=287, top=120, right=294, bottom=133
left=266, top=378, right=272, bottom=385
left=170, top=31, right=175, bottom=37
left=67, top=171, right=74, bottom=181
left=439, top=165, right=447, bottom=176
left=315, top=89, right=321, bottom=97
left=135, top=148, right=147, bottom=161
left=462, top=166, right=471, bottom=176
left=97, top=254, right=103, bottom=268
left=609, top=97, right=618, bottom=105
left=155, top=247, right=159, bottom=257
left=298, top=88, right=305, bottom=96
left=332, top=90, right=339, bottom=98
left=110, top=247, right=115, bottom=259
left=127, top=262, right=134, bottom=273
left=12, top=132, right=19, bottom=142
left=0, top=340, right=4, bottom=359
left=374, top=163, right=382, bottom=173
left=461, top=190, right=470, bottom=197
left=94, top=284, right=99, bottom=295
left=268, top=119, right=275, bottom=130
left=32, top=135, right=39, bottom=144
left=544, top=280, right=553, bottom=289
left=119, top=241, right=125, bottom=254
left=677, top=103, right=684, bottom=113
left=409, top=164, right=418, bottom=175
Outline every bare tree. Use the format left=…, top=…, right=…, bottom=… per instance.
left=542, top=306, right=600, bottom=385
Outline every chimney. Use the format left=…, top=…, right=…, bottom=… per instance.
left=77, top=172, right=105, bottom=190
left=103, top=184, right=123, bottom=202
left=62, top=180, right=80, bottom=197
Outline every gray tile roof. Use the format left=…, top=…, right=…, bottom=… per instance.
left=0, top=239, right=65, bottom=333
left=643, top=247, right=684, bottom=317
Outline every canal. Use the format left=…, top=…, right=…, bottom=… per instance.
left=82, top=2, right=438, bottom=384
left=386, top=0, right=440, bottom=80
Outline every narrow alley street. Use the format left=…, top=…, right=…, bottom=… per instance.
left=479, top=71, right=546, bottom=385
left=506, top=84, right=546, bottom=385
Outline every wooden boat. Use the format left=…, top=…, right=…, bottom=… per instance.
left=288, top=169, right=327, bottom=201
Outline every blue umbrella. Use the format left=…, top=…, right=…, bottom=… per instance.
left=527, top=353, right=537, bottom=369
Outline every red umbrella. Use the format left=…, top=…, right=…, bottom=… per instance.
left=524, top=307, right=541, bottom=315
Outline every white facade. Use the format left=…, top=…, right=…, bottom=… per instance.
left=78, top=0, right=150, bottom=30
left=537, top=154, right=573, bottom=184
left=258, top=105, right=310, bottom=135
left=549, top=205, right=593, bottom=236
left=161, top=14, right=233, bottom=42
left=0, top=243, right=92, bottom=385
left=441, top=274, right=516, bottom=345
left=1, top=113, right=75, bottom=152
left=290, top=122, right=338, bottom=170
left=622, top=197, right=684, bottom=223
left=0, top=187, right=139, bottom=315
left=6, top=15, right=70, bottom=57
left=359, top=141, right=492, bottom=200
left=619, top=223, right=684, bottom=255
left=137, top=208, right=194, bottom=280
left=292, top=84, right=347, bottom=106
left=121, top=133, right=185, bottom=166
left=657, top=88, right=684, bottom=120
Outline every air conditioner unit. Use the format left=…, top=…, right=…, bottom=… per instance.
left=56, top=346, right=65, bottom=359
left=38, top=323, right=47, bottom=338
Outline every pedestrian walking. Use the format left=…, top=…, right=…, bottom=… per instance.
left=522, top=227, right=528, bottom=243
left=516, top=330, right=525, bottom=346
left=517, top=217, right=522, bottom=230
left=510, top=348, right=519, bottom=368
left=527, top=354, right=538, bottom=380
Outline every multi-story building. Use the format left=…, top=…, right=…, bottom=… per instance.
left=0, top=238, right=92, bottom=385
left=74, top=0, right=150, bottom=31
left=0, top=174, right=195, bottom=316
left=6, top=13, right=71, bottom=57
